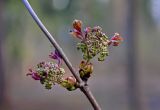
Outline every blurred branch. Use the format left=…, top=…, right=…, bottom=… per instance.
left=22, top=0, right=101, bottom=110
left=0, top=0, right=5, bottom=106
left=125, top=0, right=142, bottom=110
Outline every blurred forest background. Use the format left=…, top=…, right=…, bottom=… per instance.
left=0, top=0, right=160, bottom=110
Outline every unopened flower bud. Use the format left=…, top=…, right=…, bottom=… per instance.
left=70, top=19, right=83, bottom=39
left=69, top=30, right=83, bottom=39
left=49, top=50, right=62, bottom=66
left=73, top=19, right=82, bottom=32
left=66, top=76, right=77, bottom=85
left=84, top=27, right=91, bottom=33
left=27, top=69, right=41, bottom=80
left=61, top=76, right=77, bottom=91
left=79, top=61, right=93, bottom=82
left=109, top=33, right=123, bottom=46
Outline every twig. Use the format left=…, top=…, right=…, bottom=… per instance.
left=22, top=0, right=101, bottom=110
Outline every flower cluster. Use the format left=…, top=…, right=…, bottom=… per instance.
left=70, top=20, right=111, bottom=61
left=27, top=20, right=123, bottom=91
left=27, top=61, right=65, bottom=89
left=78, top=26, right=110, bottom=61
left=27, top=50, right=77, bottom=91
left=70, top=19, right=123, bottom=81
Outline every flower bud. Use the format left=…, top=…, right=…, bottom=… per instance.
left=84, top=27, right=91, bottom=34
left=70, top=20, right=83, bottom=39
left=49, top=50, right=62, bottom=66
left=61, top=76, right=77, bottom=91
left=70, top=30, right=83, bottom=39
left=109, top=33, right=123, bottom=46
left=27, top=69, right=41, bottom=80
left=65, top=76, right=77, bottom=86
left=73, top=19, right=82, bottom=32
left=79, top=61, right=93, bottom=82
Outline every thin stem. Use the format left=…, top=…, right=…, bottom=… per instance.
left=80, top=85, right=101, bottom=110
left=22, top=0, right=101, bottom=110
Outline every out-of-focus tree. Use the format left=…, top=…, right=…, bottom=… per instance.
left=0, top=0, right=6, bottom=107
left=125, top=0, right=146, bottom=110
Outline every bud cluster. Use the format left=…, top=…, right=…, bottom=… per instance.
left=27, top=62, right=65, bottom=89
left=79, top=61, right=93, bottom=82
left=70, top=20, right=110, bottom=61
left=70, top=19, right=123, bottom=81
left=27, top=50, right=78, bottom=91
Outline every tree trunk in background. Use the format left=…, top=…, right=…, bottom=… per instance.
left=125, top=0, right=143, bottom=110
left=0, top=0, right=6, bottom=107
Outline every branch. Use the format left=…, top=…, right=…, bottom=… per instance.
left=22, top=0, right=101, bottom=110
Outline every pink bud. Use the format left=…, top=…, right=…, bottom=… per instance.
left=109, top=33, right=123, bottom=46
left=65, top=76, right=76, bottom=85
left=73, top=19, right=82, bottom=32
